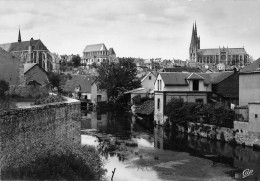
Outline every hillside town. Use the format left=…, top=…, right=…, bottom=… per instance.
left=1, top=1, right=260, bottom=181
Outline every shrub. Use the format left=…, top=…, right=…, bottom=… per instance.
left=1, top=144, right=106, bottom=180
left=220, top=132, right=225, bottom=142
left=34, top=95, right=65, bottom=105
left=0, top=80, right=9, bottom=98
left=165, top=98, right=235, bottom=128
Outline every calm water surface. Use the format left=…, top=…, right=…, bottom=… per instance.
left=81, top=111, right=260, bottom=181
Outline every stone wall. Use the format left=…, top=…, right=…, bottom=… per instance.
left=177, top=122, right=260, bottom=147
left=0, top=97, right=81, bottom=173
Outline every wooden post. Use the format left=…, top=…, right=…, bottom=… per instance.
left=111, top=168, right=116, bottom=181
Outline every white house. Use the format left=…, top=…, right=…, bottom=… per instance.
left=124, top=72, right=156, bottom=104
left=154, top=71, right=237, bottom=125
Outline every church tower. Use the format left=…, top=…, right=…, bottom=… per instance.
left=18, top=27, right=21, bottom=43
left=189, top=22, right=200, bottom=62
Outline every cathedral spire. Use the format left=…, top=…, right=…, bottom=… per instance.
left=18, top=26, right=21, bottom=43
left=190, top=23, right=195, bottom=46
left=195, top=21, right=197, bottom=35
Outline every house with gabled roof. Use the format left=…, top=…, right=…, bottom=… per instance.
left=63, top=75, right=95, bottom=100
left=24, top=63, right=49, bottom=86
left=81, top=43, right=116, bottom=67
left=91, top=78, right=107, bottom=104
left=124, top=72, right=156, bottom=104
left=154, top=71, right=238, bottom=124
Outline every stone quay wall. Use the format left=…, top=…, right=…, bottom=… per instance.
left=176, top=122, right=260, bottom=148
left=0, top=97, right=81, bottom=170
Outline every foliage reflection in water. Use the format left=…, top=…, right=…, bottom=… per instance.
left=81, top=111, right=260, bottom=181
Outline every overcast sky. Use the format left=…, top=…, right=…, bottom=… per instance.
left=0, top=0, right=260, bottom=60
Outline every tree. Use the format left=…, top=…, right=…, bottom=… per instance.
left=47, top=72, right=63, bottom=93
left=94, top=57, right=141, bottom=106
left=60, top=60, right=68, bottom=72
left=72, top=55, right=81, bottom=68
left=0, top=80, right=9, bottom=99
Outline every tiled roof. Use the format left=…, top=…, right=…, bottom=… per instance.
left=0, top=39, right=48, bottom=52
left=206, top=71, right=234, bottom=84
left=162, top=67, right=202, bottom=73
left=187, top=73, right=205, bottom=80
left=159, top=71, right=234, bottom=86
left=141, top=72, right=155, bottom=82
left=83, top=43, right=107, bottom=52
left=198, top=48, right=247, bottom=56
left=124, top=88, right=146, bottom=94
left=240, top=58, right=260, bottom=73
left=24, top=63, right=37, bottom=73
left=160, top=72, right=189, bottom=85
left=63, top=75, right=95, bottom=93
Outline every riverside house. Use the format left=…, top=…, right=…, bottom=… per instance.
left=124, top=71, right=156, bottom=104
left=154, top=71, right=238, bottom=124
left=63, top=75, right=94, bottom=100
left=63, top=75, right=107, bottom=104
left=234, top=58, right=260, bottom=133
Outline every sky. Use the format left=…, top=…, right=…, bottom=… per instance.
left=0, top=0, right=260, bottom=60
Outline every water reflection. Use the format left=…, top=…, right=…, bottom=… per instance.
left=155, top=125, right=260, bottom=180
left=81, top=111, right=260, bottom=181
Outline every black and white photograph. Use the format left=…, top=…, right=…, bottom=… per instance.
left=0, top=0, right=260, bottom=180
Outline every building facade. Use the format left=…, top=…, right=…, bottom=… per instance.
left=154, top=71, right=238, bottom=124
left=239, top=58, right=260, bottom=106
left=0, top=29, right=57, bottom=72
left=81, top=43, right=116, bottom=66
left=189, top=22, right=250, bottom=69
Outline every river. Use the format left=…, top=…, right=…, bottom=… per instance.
left=81, top=110, right=260, bottom=181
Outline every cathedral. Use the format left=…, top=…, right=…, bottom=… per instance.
left=189, top=22, right=250, bottom=69
left=0, top=29, right=59, bottom=72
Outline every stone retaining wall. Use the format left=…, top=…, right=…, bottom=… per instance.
left=0, top=97, right=81, bottom=171
left=177, top=122, right=260, bottom=147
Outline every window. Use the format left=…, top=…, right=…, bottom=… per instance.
left=196, top=99, right=203, bottom=104
left=193, top=80, right=199, bottom=91
left=157, top=98, right=160, bottom=110
left=255, top=114, right=258, bottom=119
left=157, top=80, right=159, bottom=90
left=149, top=76, right=151, bottom=80
left=97, top=113, right=101, bottom=120
left=97, top=95, right=102, bottom=102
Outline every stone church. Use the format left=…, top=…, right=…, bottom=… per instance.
left=0, top=29, right=59, bottom=72
left=189, top=22, right=250, bottom=70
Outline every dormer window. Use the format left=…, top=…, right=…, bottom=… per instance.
left=193, top=80, right=199, bottom=91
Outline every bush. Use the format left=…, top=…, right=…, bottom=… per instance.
left=34, top=95, right=65, bottom=105
left=1, top=144, right=106, bottom=180
left=0, top=80, right=9, bottom=98
left=165, top=98, right=235, bottom=128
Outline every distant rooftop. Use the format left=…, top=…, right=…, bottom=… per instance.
left=0, top=39, right=48, bottom=52
left=83, top=43, right=108, bottom=52
left=198, top=48, right=247, bottom=56
left=240, top=58, right=260, bottom=73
